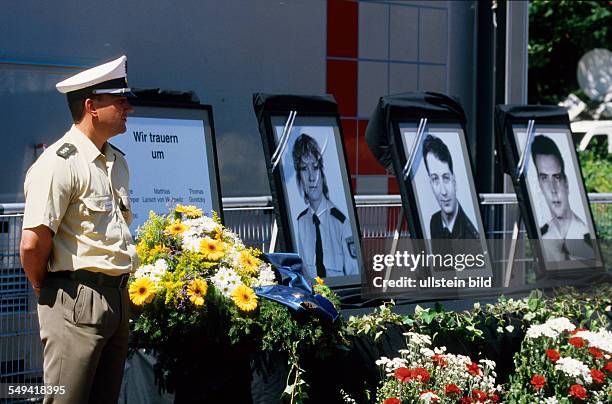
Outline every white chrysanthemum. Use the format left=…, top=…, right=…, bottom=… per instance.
left=253, top=265, right=276, bottom=287
left=575, top=329, right=612, bottom=353
left=149, top=259, right=168, bottom=282
left=211, top=266, right=243, bottom=298
left=405, top=332, right=432, bottom=346
left=420, top=347, right=435, bottom=358
left=526, top=323, right=559, bottom=339
left=375, top=356, right=391, bottom=367
left=555, top=357, right=592, bottom=383
left=479, top=359, right=496, bottom=371
left=540, top=397, right=558, bottom=404
left=183, top=216, right=218, bottom=233
left=134, top=264, right=154, bottom=279
left=182, top=234, right=202, bottom=252
left=546, top=317, right=576, bottom=334
left=419, top=391, right=440, bottom=402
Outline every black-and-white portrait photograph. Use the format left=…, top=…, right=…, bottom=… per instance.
left=271, top=117, right=361, bottom=280
left=401, top=126, right=482, bottom=241
left=513, top=127, right=599, bottom=266
left=396, top=123, right=492, bottom=278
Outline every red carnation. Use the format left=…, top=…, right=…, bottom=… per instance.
left=569, top=336, right=585, bottom=348
left=445, top=384, right=461, bottom=395
left=546, top=349, right=560, bottom=362
left=530, top=374, right=546, bottom=390
left=466, top=362, right=481, bottom=376
left=571, top=327, right=588, bottom=335
left=413, top=367, right=431, bottom=383
left=489, top=392, right=500, bottom=402
left=591, top=368, right=605, bottom=384
left=394, top=367, right=412, bottom=382
left=471, top=389, right=488, bottom=403
left=588, top=347, right=603, bottom=358
left=459, top=397, right=473, bottom=404
left=384, top=398, right=400, bottom=404
left=569, top=384, right=587, bottom=400
left=432, top=353, right=448, bottom=366
left=605, top=362, right=612, bottom=372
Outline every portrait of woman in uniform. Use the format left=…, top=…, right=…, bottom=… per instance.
left=269, top=117, right=363, bottom=282
left=292, top=133, right=358, bottom=278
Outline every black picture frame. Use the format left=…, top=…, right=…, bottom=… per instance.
left=112, top=93, right=223, bottom=229
left=253, top=94, right=364, bottom=287
left=389, top=120, right=494, bottom=280
left=495, top=105, right=604, bottom=273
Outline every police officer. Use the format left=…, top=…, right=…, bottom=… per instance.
left=422, top=134, right=479, bottom=240
left=20, top=55, right=137, bottom=403
left=531, top=135, right=594, bottom=261
left=292, top=134, right=358, bottom=278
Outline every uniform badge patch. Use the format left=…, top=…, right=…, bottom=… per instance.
left=346, top=236, right=357, bottom=258
left=56, top=143, right=77, bottom=159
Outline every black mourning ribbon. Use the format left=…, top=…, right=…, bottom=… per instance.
left=313, top=214, right=326, bottom=278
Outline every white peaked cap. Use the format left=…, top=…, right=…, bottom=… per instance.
left=56, top=55, right=128, bottom=94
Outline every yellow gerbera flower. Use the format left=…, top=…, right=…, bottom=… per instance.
left=175, top=204, right=203, bottom=218
left=129, top=277, right=156, bottom=306
left=315, top=276, right=325, bottom=285
left=166, top=220, right=189, bottom=235
left=239, top=250, right=261, bottom=275
left=199, top=238, right=226, bottom=261
left=231, top=285, right=258, bottom=312
left=187, top=279, right=208, bottom=306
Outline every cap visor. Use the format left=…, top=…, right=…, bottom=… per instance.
left=92, top=88, right=136, bottom=97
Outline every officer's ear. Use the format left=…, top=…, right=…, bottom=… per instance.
left=83, top=97, right=99, bottom=119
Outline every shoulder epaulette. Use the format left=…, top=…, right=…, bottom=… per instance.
left=330, top=207, right=346, bottom=223
left=56, top=143, right=77, bottom=159
left=540, top=224, right=549, bottom=235
left=297, top=208, right=309, bottom=220
left=109, top=143, right=125, bottom=156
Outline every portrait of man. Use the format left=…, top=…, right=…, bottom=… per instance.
left=530, top=134, right=594, bottom=261
left=422, top=134, right=479, bottom=239
left=292, top=133, right=358, bottom=278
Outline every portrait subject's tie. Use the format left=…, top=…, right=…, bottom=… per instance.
left=313, top=214, right=326, bottom=277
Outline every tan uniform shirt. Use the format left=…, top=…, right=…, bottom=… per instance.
left=23, top=126, right=138, bottom=275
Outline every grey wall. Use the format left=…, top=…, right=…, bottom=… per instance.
left=0, top=0, right=484, bottom=202
left=0, top=0, right=326, bottom=201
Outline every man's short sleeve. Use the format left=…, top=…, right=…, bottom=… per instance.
left=23, top=156, right=73, bottom=233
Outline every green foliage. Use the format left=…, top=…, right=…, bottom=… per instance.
left=578, top=137, right=612, bottom=193
left=577, top=137, right=612, bottom=238
left=346, top=300, right=410, bottom=341
left=346, top=285, right=612, bottom=344
left=529, top=0, right=612, bottom=104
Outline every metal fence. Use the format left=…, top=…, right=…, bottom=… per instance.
left=1, top=194, right=611, bottom=385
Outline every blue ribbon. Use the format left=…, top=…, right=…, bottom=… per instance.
left=253, top=253, right=339, bottom=322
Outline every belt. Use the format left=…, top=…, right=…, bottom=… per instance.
left=46, top=270, right=129, bottom=288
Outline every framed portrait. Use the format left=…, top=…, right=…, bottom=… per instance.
left=390, top=121, right=493, bottom=280
left=110, top=94, right=223, bottom=232
left=511, top=125, right=603, bottom=271
left=253, top=94, right=364, bottom=287
left=496, top=105, right=604, bottom=273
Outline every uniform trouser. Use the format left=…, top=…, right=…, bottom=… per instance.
left=37, top=278, right=129, bottom=404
